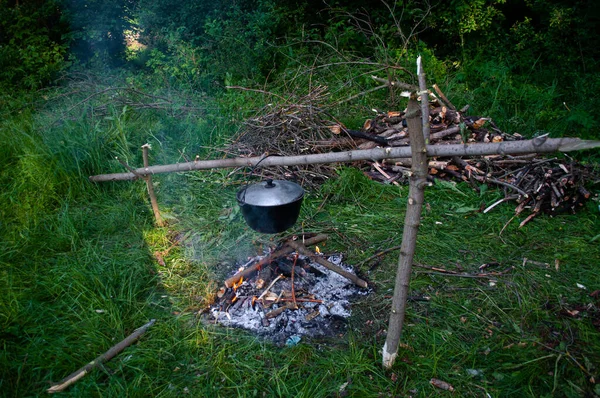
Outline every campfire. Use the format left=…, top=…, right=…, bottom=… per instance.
left=203, top=234, right=370, bottom=344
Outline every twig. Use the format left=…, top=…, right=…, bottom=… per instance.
left=483, top=195, right=519, bottom=213
left=417, top=56, right=431, bottom=143
left=291, top=253, right=299, bottom=309
left=257, top=274, right=284, bottom=302
left=278, top=298, right=323, bottom=304
left=372, top=162, right=400, bottom=186
left=225, top=85, right=288, bottom=102
left=356, top=245, right=402, bottom=268
left=47, top=319, right=156, bottom=393
left=478, top=176, right=529, bottom=198
left=432, top=84, right=456, bottom=110
left=287, top=241, right=368, bottom=288
left=335, top=83, right=389, bottom=106
left=115, top=157, right=143, bottom=180
left=416, top=267, right=514, bottom=279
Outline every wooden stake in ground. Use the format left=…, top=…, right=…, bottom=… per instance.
left=142, top=144, right=164, bottom=227
left=382, top=93, right=430, bottom=369
left=417, top=56, right=431, bottom=144
left=47, top=319, right=156, bottom=393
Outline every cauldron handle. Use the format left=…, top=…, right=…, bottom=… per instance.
left=239, top=153, right=272, bottom=204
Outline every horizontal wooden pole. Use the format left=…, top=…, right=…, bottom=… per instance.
left=89, top=137, right=600, bottom=182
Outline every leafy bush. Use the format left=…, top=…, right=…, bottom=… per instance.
left=0, top=0, right=70, bottom=88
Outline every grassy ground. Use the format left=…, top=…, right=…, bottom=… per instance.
left=1, top=72, right=599, bottom=397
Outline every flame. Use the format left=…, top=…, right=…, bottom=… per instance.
left=315, top=246, right=321, bottom=254
left=232, top=276, right=244, bottom=291
left=231, top=296, right=238, bottom=303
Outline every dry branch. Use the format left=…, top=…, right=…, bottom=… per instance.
left=47, top=319, right=156, bottom=393
left=287, top=241, right=368, bottom=288
left=89, top=137, right=600, bottom=182
left=142, top=144, right=164, bottom=227
left=383, top=94, right=429, bottom=369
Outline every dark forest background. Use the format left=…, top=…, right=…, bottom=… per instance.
left=1, top=0, right=599, bottom=138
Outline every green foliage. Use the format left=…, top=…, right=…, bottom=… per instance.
left=61, top=0, right=135, bottom=65
left=0, top=0, right=70, bottom=88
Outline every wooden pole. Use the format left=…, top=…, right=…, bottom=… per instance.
left=47, top=319, right=156, bottom=393
left=417, top=56, right=431, bottom=143
left=89, top=137, right=600, bottom=182
left=141, top=144, right=164, bottom=227
left=382, top=94, right=429, bottom=369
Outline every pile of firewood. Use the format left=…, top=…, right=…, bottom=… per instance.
left=228, top=86, right=598, bottom=220
left=228, top=86, right=346, bottom=189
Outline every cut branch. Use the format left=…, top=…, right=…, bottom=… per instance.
left=47, top=319, right=156, bottom=393
left=142, top=144, right=164, bottom=227
left=89, top=138, right=600, bottom=182
left=417, top=56, right=431, bottom=143
left=383, top=91, right=429, bottom=369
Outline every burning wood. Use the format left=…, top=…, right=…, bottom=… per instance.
left=204, top=235, right=369, bottom=344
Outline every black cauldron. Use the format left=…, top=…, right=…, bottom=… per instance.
left=237, top=179, right=304, bottom=234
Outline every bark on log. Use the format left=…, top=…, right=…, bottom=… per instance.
left=382, top=94, right=429, bottom=369
left=89, top=137, right=600, bottom=182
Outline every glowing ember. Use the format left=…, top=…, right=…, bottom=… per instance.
left=206, top=252, right=370, bottom=344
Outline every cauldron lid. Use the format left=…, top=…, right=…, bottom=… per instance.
left=239, top=179, right=304, bottom=207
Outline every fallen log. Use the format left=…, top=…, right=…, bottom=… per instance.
left=89, top=137, right=600, bottom=182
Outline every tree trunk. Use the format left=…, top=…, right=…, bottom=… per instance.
left=382, top=95, right=429, bottom=369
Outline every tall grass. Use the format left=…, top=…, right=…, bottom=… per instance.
left=0, top=58, right=599, bottom=398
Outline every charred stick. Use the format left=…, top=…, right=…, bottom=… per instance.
left=278, top=298, right=323, bottom=304
left=265, top=302, right=297, bottom=319
left=288, top=241, right=369, bottom=288
left=224, top=234, right=328, bottom=288
left=291, top=253, right=299, bottom=309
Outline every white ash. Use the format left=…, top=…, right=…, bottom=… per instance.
left=205, top=253, right=370, bottom=344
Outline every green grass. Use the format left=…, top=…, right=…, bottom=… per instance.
left=0, top=68, right=599, bottom=398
